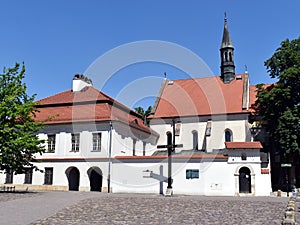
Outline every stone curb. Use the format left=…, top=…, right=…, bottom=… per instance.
left=282, top=197, right=296, bottom=225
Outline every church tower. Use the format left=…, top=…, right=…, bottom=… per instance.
left=220, top=14, right=235, bottom=83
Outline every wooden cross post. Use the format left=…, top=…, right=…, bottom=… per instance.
left=157, top=119, right=183, bottom=196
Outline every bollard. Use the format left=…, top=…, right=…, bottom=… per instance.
left=282, top=218, right=295, bottom=225
left=282, top=197, right=297, bottom=225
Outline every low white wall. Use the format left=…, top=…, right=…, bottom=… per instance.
left=111, top=159, right=271, bottom=196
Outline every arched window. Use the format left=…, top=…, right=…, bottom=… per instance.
left=229, top=52, right=233, bottom=62
left=192, top=130, right=198, bottom=150
left=225, top=129, right=233, bottom=142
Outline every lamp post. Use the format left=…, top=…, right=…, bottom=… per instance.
left=157, top=118, right=183, bottom=196
left=107, top=121, right=112, bottom=193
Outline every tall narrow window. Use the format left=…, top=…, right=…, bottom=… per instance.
left=225, top=129, right=233, bottom=142
left=192, top=131, right=198, bottom=150
left=47, top=134, right=56, bottom=153
left=71, top=134, right=80, bottom=152
left=133, top=139, right=136, bottom=156
left=44, top=167, right=53, bottom=185
left=143, top=142, right=146, bottom=156
left=229, top=52, right=233, bottom=62
left=225, top=52, right=228, bottom=62
left=24, top=168, right=33, bottom=184
left=5, top=169, right=13, bottom=184
left=92, top=133, right=101, bottom=152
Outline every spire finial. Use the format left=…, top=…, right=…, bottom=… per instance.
left=164, top=72, right=167, bottom=79
left=224, top=12, right=227, bottom=23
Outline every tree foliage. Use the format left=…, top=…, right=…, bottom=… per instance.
left=134, top=106, right=152, bottom=126
left=0, top=63, right=45, bottom=174
left=254, top=37, right=300, bottom=158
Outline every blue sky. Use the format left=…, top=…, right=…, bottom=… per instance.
left=0, top=1, right=299, bottom=109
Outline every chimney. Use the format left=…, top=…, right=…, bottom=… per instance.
left=72, top=74, right=93, bottom=92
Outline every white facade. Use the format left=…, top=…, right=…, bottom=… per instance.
left=150, top=114, right=251, bottom=152
left=0, top=75, right=272, bottom=196
left=112, top=154, right=271, bottom=196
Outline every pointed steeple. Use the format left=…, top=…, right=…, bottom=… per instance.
left=220, top=13, right=235, bottom=83
left=221, top=14, right=234, bottom=49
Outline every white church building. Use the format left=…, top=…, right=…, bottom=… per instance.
left=0, top=18, right=272, bottom=196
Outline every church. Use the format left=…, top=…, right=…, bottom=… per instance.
left=0, top=17, right=272, bottom=196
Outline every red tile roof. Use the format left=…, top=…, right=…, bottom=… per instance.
left=249, top=84, right=273, bottom=113
left=35, top=86, right=154, bottom=134
left=151, top=74, right=252, bottom=118
left=249, top=85, right=257, bottom=110
left=37, top=86, right=114, bottom=105
left=225, top=141, right=263, bottom=149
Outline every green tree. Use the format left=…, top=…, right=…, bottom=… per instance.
left=134, top=106, right=152, bottom=126
left=254, top=37, right=300, bottom=160
left=0, top=63, right=45, bottom=174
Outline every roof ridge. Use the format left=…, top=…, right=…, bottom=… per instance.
left=168, top=74, right=245, bottom=82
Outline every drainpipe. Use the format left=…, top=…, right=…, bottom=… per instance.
left=108, top=121, right=112, bottom=193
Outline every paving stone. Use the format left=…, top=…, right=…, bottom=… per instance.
left=31, top=194, right=287, bottom=225
left=0, top=192, right=295, bottom=224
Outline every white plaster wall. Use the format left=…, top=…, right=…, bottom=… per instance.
left=112, top=161, right=237, bottom=196
left=0, top=159, right=271, bottom=196
left=111, top=159, right=272, bottom=196
left=0, top=162, right=109, bottom=189
left=150, top=118, right=250, bottom=152
left=37, top=127, right=156, bottom=159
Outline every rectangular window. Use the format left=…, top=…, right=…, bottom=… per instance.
left=47, top=134, right=56, bottom=153
left=186, top=169, right=199, bottom=179
left=5, top=169, right=13, bottom=184
left=71, top=133, right=80, bottom=152
left=24, top=168, right=33, bottom=184
left=92, top=133, right=101, bottom=151
left=44, top=167, right=53, bottom=185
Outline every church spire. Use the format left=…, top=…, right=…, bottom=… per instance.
left=220, top=13, right=235, bottom=83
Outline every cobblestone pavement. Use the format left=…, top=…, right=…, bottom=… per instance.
left=31, top=193, right=287, bottom=225
left=0, top=191, right=292, bottom=225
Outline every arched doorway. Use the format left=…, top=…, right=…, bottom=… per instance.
left=88, top=167, right=103, bottom=192
left=239, top=167, right=251, bottom=193
left=66, top=167, right=80, bottom=191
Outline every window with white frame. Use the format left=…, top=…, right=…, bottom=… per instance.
left=47, top=134, right=56, bottom=153
left=44, top=167, right=53, bottom=185
left=92, top=133, right=101, bottom=151
left=71, top=133, right=80, bottom=152
left=24, top=168, right=33, bottom=184
left=5, top=169, right=13, bottom=184
left=186, top=169, right=199, bottom=179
